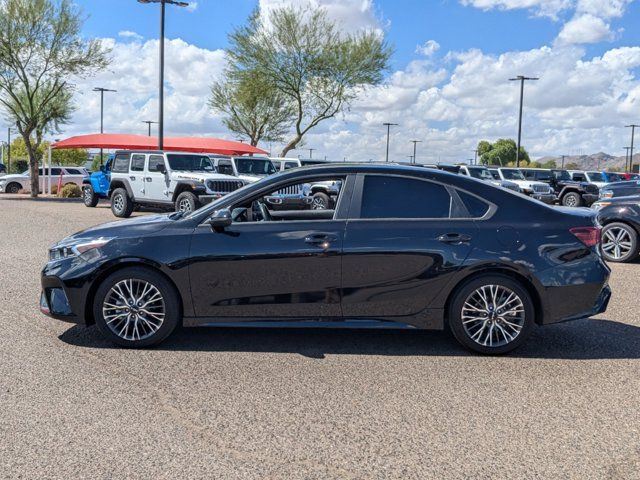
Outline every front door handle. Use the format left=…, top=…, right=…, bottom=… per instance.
left=145, top=177, right=152, bottom=182
left=437, top=233, right=472, bottom=244
left=305, top=234, right=338, bottom=248
left=129, top=176, right=136, bottom=181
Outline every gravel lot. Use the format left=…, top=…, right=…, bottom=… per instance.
left=1, top=196, right=639, bottom=479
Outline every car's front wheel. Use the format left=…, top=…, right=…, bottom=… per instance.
left=449, top=275, right=535, bottom=354
left=601, top=222, right=639, bottom=263
left=175, top=191, right=200, bottom=213
left=111, top=188, right=134, bottom=218
left=5, top=182, right=21, bottom=194
left=83, top=185, right=99, bottom=207
left=562, top=191, right=583, bottom=207
left=93, top=267, right=181, bottom=347
left=311, top=192, right=330, bottom=210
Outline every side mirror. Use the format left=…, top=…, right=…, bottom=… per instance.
left=157, top=164, right=167, bottom=174
left=207, top=209, right=232, bottom=230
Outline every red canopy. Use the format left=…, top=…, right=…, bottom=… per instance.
left=51, top=133, right=267, bottom=156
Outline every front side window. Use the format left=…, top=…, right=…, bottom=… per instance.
left=360, top=176, right=451, bottom=219
left=572, top=173, right=586, bottom=181
left=217, top=160, right=234, bottom=176
left=236, top=158, right=277, bottom=175
left=284, top=162, right=298, bottom=170
left=466, top=167, right=493, bottom=180
left=501, top=169, right=525, bottom=180
left=112, top=154, right=130, bottom=173
left=587, top=172, right=605, bottom=182
left=130, top=154, right=145, bottom=172
left=148, top=155, right=165, bottom=172
left=552, top=170, right=571, bottom=181
left=535, top=171, right=552, bottom=181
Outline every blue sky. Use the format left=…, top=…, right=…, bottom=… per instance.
left=67, top=0, right=640, bottom=161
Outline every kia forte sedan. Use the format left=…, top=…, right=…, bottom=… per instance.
left=41, top=164, right=611, bottom=354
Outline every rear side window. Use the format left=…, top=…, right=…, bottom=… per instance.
left=360, top=176, right=451, bottom=219
left=130, top=154, right=145, bottom=172
left=112, top=154, right=130, bottom=173
left=457, top=190, right=490, bottom=218
left=535, top=171, right=551, bottom=181
left=217, top=160, right=234, bottom=176
left=50, top=168, right=62, bottom=176
left=65, top=168, right=82, bottom=175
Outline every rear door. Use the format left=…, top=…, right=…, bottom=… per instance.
left=341, top=174, right=478, bottom=319
left=127, top=153, right=147, bottom=199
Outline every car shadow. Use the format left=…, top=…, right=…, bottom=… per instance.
left=59, top=318, right=640, bottom=360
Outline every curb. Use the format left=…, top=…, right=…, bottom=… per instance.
left=0, top=194, right=83, bottom=203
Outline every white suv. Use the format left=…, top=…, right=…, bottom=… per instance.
left=0, top=166, right=86, bottom=194
left=108, top=151, right=244, bottom=217
left=210, top=156, right=277, bottom=183
left=491, top=167, right=556, bottom=204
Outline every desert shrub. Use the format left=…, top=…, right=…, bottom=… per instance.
left=59, top=183, right=81, bottom=198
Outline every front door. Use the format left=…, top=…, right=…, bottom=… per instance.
left=144, top=154, right=171, bottom=202
left=341, top=174, right=477, bottom=319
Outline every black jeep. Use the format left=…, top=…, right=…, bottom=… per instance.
left=521, top=168, right=599, bottom=207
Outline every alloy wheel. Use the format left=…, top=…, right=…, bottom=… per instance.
left=178, top=198, right=192, bottom=212
left=461, top=285, right=525, bottom=348
left=102, top=279, right=165, bottom=341
left=602, top=227, right=633, bottom=260
left=113, top=194, right=124, bottom=213
left=312, top=197, right=326, bottom=210
left=564, top=195, right=577, bottom=207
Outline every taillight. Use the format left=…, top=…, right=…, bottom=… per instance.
left=570, top=226, right=601, bottom=247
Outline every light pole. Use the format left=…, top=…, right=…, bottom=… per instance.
left=625, top=124, right=639, bottom=172
left=383, top=123, right=398, bottom=162
left=509, top=76, right=539, bottom=167
left=93, top=87, right=117, bottom=165
left=624, top=147, right=631, bottom=171
left=473, top=149, right=478, bottom=165
left=410, top=140, right=422, bottom=164
left=138, top=0, right=190, bottom=150
left=6, top=127, right=15, bottom=173
left=308, top=148, right=315, bottom=159
left=561, top=155, right=566, bottom=168
left=143, top=120, right=158, bottom=136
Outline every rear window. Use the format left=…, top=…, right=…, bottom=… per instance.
left=112, top=154, right=130, bottom=173
left=457, top=190, right=490, bottom=218
left=360, top=176, right=451, bottom=219
left=130, top=154, right=145, bottom=172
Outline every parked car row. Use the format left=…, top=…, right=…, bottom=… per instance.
left=0, top=166, right=87, bottom=193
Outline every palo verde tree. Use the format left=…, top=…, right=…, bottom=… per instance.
left=0, top=0, right=110, bottom=196
left=226, top=7, right=392, bottom=157
left=477, top=138, right=530, bottom=166
left=209, top=69, right=294, bottom=147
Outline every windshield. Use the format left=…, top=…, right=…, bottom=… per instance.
left=587, top=171, right=605, bottom=182
left=501, top=169, right=525, bottom=180
left=552, top=170, right=571, bottom=181
left=167, top=154, right=215, bottom=172
left=467, top=167, right=493, bottom=180
left=236, top=158, right=276, bottom=175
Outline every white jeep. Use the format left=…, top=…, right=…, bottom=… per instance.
left=210, top=155, right=277, bottom=183
left=109, top=150, right=245, bottom=217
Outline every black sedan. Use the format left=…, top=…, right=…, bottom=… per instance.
left=41, top=164, right=611, bottom=354
left=599, top=180, right=640, bottom=200
left=593, top=195, right=640, bottom=263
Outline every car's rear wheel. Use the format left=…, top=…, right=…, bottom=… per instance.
left=93, top=267, right=180, bottom=347
left=449, top=275, right=535, bottom=354
left=6, top=182, right=21, bottom=194
left=601, top=222, right=639, bottom=263
left=111, top=188, right=134, bottom=218
left=311, top=192, right=330, bottom=210
left=562, top=191, right=583, bottom=207
left=83, top=185, right=99, bottom=207
left=175, top=191, right=200, bottom=213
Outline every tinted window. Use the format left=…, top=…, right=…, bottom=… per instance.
left=167, top=154, right=214, bottom=172
left=148, top=155, right=165, bottom=172
left=572, top=173, right=586, bottom=181
left=112, top=154, right=130, bottom=173
left=217, top=160, right=234, bottom=176
left=457, top=190, right=490, bottom=218
left=501, top=169, right=525, bottom=180
left=361, top=176, right=451, bottom=219
left=236, top=158, right=276, bottom=175
left=284, top=162, right=298, bottom=170
left=535, top=171, right=552, bottom=181
left=50, top=168, right=62, bottom=176
left=66, top=168, right=82, bottom=175
left=131, top=154, right=145, bottom=172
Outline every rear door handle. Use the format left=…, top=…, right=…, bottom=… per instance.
left=437, top=233, right=472, bottom=244
left=305, top=234, right=338, bottom=248
left=129, top=176, right=136, bottom=181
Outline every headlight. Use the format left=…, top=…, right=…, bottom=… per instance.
left=49, top=238, right=112, bottom=262
left=591, top=202, right=610, bottom=210
left=600, top=190, right=613, bottom=199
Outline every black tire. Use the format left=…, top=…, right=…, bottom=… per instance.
left=561, top=191, right=583, bottom=207
left=448, top=274, right=535, bottom=355
left=311, top=192, right=331, bottom=210
left=93, top=267, right=181, bottom=348
left=111, top=188, right=134, bottom=218
left=175, top=191, right=201, bottom=213
left=83, top=185, right=99, bottom=207
left=5, top=182, right=21, bottom=194
left=601, top=222, right=639, bottom=263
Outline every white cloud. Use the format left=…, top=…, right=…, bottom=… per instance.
left=459, top=0, right=573, bottom=19
left=556, top=14, right=613, bottom=44
left=118, top=30, right=143, bottom=41
left=416, top=40, right=440, bottom=57
left=185, top=2, right=198, bottom=13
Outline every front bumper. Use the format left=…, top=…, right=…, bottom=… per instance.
left=531, top=193, right=556, bottom=204
left=581, top=193, right=599, bottom=206
left=40, top=274, right=85, bottom=324
left=264, top=195, right=313, bottom=211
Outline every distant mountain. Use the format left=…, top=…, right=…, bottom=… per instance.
left=536, top=152, right=639, bottom=171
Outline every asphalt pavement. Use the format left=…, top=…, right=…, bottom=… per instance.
left=1, top=197, right=639, bottom=479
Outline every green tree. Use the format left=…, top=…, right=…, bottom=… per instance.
left=0, top=0, right=110, bottom=196
left=209, top=69, right=294, bottom=147
left=477, top=139, right=530, bottom=166
left=226, top=7, right=392, bottom=156
left=9, top=137, right=87, bottom=166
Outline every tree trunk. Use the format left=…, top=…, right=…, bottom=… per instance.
left=280, top=134, right=302, bottom=157
left=24, top=136, right=39, bottom=198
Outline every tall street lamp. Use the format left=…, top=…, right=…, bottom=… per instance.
left=383, top=122, right=398, bottom=162
left=509, top=75, right=539, bottom=167
left=624, top=147, right=631, bottom=170
left=138, top=0, right=190, bottom=150
left=143, top=120, right=158, bottom=136
left=6, top=127, right=16, bottom=173
left=308, top=148, right=315, bottom=159
left=93, top=87, right=117, bottom=165
left=625, top=124, right=639, bottom=172
left=410, top=140, right=422, bottom=164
